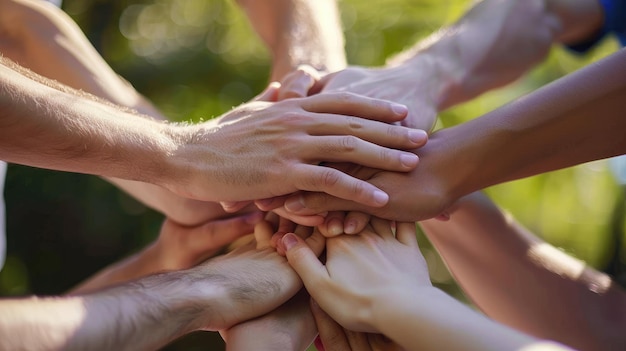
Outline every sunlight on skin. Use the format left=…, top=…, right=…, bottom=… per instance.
left=527, top=243, right=612, bottom=294
left=0, top=297, right=86, bottom=350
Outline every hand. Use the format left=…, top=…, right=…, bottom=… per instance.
left=168, top=91, right=428, bottom=207
left=150, top=211, right=264, bottom=271
left=280, top=134, right=458, bottom=223
left=189, top=218, right=325, bottom=331
left=279, top=219, right=430, bottom=332
left=314, top=65, right=438, bottom=130
left=220, top=290, right=317, bottom=351
left=311, top=298, right=405, bottom=351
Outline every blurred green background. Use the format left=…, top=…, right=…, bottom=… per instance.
left=2, top=0, right=625, bottom=350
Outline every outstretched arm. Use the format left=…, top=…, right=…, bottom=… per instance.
left=0, top=225, right=316, bottom=351
left=235, top=0, right=346, bottom=82
left=283, top=47, right=626, bottom=222
left=280, top=219, right=572, bottom=351
left=420, top=192, right=626, bottom=351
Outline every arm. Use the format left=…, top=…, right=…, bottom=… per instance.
left=283, top=47, right=626, bottom=221
left=0, top=54, right=427, bottom=206
left=420, top=192, right=626, bottom=350
left=0, top=227, right=320, bottom=351
left=314, top=0, right=602, bottom=130
left=0, top=0, right=230, bottom=225
left=280, top=219, right=572, bottom=350
left=235, top=0, right=346, bottom=81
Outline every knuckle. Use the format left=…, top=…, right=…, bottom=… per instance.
left=319, top=169, right=341, bottom=188
left=378, top=148, right=392, bottom=165
left=339, top=135, right=358, bottom=152
left=345, top=116, right=363, bottom=131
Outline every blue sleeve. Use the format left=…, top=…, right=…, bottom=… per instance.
left=567, top=0, right=626, bottom=53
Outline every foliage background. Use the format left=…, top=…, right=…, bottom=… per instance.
left=2, top=0, right=625, bottom=350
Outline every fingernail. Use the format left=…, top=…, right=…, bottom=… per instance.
left=373, top=190, right=389, bottom=206
left=392, top=103, right=408, bottom=116
left=282, top=233, right=299, bottom=251
left=329, top=220, right=343, bottom=236
left=400, top=153, right=419, bottom=168
left=285, top=197, right=305, bottom=213
left=344, top=220, right=357, bottom=234
left=409, top=129, right=428, bottom=144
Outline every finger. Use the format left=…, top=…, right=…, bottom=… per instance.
left=318, top=211, right=346, bottom=237
left=252, top=81, right=281, bottom=102
left=395, top=222, right=418, bottom=247
left=278, top=65, right=320, bottom=100
left=300, top=92, right=408, bottom=124
left=304, top=116, right=428, bottom=151
left=254, top=220, right=275, bottom=249
left=345, top=329, right=374, bottom=351
left=284, top=192, right=364, bottom=216
left=307, top=228, right=327, bottom=257
left=277, top=216, right=297, bottom=235
left=370, top=217, right=395, bottom=239
left=311, top=298, right=352, bottom=351
left=255, top=195, right=288, bottom=211
left=272, top=207, right=326, bottom=227
left=300, top=135, right=420, bottom=172
left=221, top=201, right=253, bottom=213
left=292, top=165, right=389, bottom=208
left=189, top=211, right=263, bottom=251
left=343, top=211, right=370, bottom=235
left=282, top=233, right=328, bottom=289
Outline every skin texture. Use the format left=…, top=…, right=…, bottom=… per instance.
left=280, top=219, right=573, bottom=351
left=281, top=48, right=626, bottom=224
left=0, top=56, right=429, bottom=207
left=0, top=220, right=326, bottom=351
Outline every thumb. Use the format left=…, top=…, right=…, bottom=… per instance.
left=282, top=233, right=327, bottom=290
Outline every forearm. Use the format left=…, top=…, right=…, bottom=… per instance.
left=0, top=57, right=181, bottom=186
left=431, top=49, right=626, bottom=200
left=0, top=273, right=202, bottom=351
left=420, top=194, right=626, bottom=350
left=375, top=288, right=572, bottom=351
left=236, top=0, right=346, bottom=80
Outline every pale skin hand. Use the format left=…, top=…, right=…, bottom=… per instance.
left=280, top=219, right=572, bottom=351
left=279, top=219, right=430, bottom=332
left=173, top=91, right=427, bottom=205
left=0, top=57, right=428, bottom=207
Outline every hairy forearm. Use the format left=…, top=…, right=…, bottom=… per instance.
left=0, top=57, right=182, bottom=186
left=420, top=194, right=626, bottom=350
left=0, top=273, right=203, bottom=351
left=236, top=0, right=346, bottom=80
